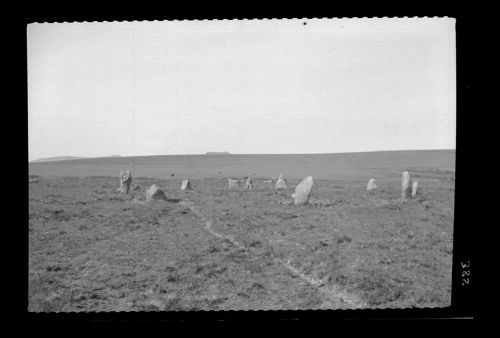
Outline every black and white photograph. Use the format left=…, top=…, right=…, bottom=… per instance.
left=27, top=17, right=458, bottom=312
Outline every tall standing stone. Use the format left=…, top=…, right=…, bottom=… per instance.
left=145, top=184, right=167, bottom=201
left=412, top=181, right=419, bottom=197
left=275, top=175, right=287, bottom=190
left=401, top=171, right=412, bottom=200
left=181, top=179, right=192, bottom=191
left=118, top=170, right=132, bottom=194
left=294, top=176, right=314, bottom=205
left=367, top=178, right=377, bottom=191
left=118, top=171, right=124, bottom=191
left=245, top=177, right=254, bottom=190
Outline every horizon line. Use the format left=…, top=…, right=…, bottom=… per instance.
left=29, top=148, right=455, bottom=163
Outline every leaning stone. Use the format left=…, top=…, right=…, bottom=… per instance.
left=245, top=177, right=254, bottom=190
left=181, top=179, right=192, bottom=191
left=412, top=181, right=419, bottom=197
left=275, top=175, right=287, bottom=190
left=401, top=171, right=412, bottom=200
left=145, top=184, right=167, bottom=201
left=366, top=178, right=377, bottom=191
left=294, top=176, right=314, bottom=205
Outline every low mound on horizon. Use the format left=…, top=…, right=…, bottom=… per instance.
left=206, top=151, right=232, bottom=155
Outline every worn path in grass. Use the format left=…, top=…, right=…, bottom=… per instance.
left=180, top=199, right=366, bottom=309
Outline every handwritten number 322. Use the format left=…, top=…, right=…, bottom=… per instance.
left=461, top=260, right=470, bottom=286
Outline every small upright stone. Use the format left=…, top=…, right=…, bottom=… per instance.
left=145, top=184, right=167, bottom=201
left=245, top=177, right=254, bottom=190
left=180, top=179, right=192, bottom=191
left=366, top=178, right=377, bottom=191
left=294, top=176, right=314, bottom=205
left=228, top=178, right=240, bottom=189
left=117, top=170, right=132, bottom=194
left=412, top=181, right=419, bottom=197
left=118, top=171, right=124, bottom=190
left=29, top=175, right=39, bottom=183
left=401, top=171, right=412, bottom=200
left=275, top=175, right=287, bottom=190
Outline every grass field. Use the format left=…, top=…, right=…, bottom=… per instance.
left=28, top=150, right=455, bottom=311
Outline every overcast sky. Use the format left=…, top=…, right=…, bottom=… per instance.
left=28, top=18, right=456, bottom=161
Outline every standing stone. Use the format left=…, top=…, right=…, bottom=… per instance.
left=275, top=175, right=287, bottom=190
left=294, top=176, right=314, bottom=205
left=401, top=171, right=412, bottom=200
left=412, top=181, right=419, bottom=197
left=228, top=178, right=240, bottom=189
left=181, top=179, right=192, bottom=191
left=245, top=177, right=254, bottom=190
left=117, top=170, right=132, bottom=194
left=118, top=171, right=124, bottom=191
left=29, top=175, right=39, bottom=183
left=366, top=178, right=377, bottom=191
left=145, top=184, right=167, bottom=201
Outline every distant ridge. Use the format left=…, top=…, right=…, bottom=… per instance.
left=31, top=156, right=86, bottom=163
left=206, top=151, right=232, bottom=155
left=29, top=150, right=455, bottom=179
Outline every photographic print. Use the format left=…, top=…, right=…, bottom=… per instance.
left=28, top=17, right=456, bottom=312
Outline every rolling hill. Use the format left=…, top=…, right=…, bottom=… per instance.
left=28, top=150, right=455, bottom=181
